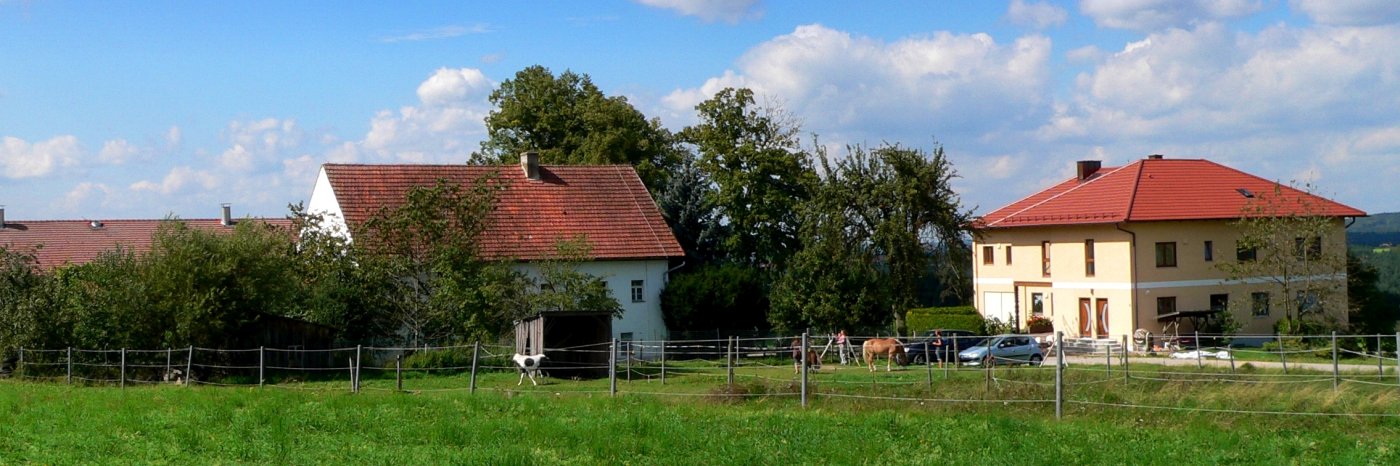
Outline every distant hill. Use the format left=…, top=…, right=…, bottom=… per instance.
left=1349, top=212, right=1400, bottom=247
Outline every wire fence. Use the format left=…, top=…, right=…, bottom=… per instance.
left=7, top=331, right=1400, bottom=420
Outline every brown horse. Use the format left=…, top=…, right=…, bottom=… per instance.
left=791, top=339, right=820, bottom=373
left=862, top=338, right=907, bottom=372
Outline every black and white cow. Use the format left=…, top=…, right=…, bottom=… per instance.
left=512, top=353, right=547, bottom=386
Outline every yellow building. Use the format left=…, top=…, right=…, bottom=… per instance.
left=972, top=156, right=1365, bottom=349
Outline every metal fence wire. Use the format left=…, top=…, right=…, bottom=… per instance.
left=7, top=331, right=1400, bottom=419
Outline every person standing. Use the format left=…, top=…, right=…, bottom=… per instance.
left=836, top=329, right=850, bottom=365
left=930, top=329, right=946, bottom=368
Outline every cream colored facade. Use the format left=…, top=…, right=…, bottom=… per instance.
left=973, top=219, right=1349, bottom=346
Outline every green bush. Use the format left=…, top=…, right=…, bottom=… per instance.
left=906, top=306, right=984, bottom=334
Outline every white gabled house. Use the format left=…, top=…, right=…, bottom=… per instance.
left=306, top=153, right=685, bottom=341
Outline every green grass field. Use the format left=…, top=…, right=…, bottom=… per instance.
left=2, top=360, right=1399, bottom=464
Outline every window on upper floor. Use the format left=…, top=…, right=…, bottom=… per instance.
left=1005, top=245, right=1012, bottom=265
left=1294, top=236, right=1322, bottom=261
left=1041, top=241, right=1051, bottom=277
left=1084, top=239, right=1096, bottom=277
left=1204, top=240, right=1214, bottom=262
left=631, top=280, right=645, bottom=303
left=982, top=245, right=994, bottom=265
left=1237, top=245, right=1257, bottom=262
left=1155, top=242, right=1177, bottom=268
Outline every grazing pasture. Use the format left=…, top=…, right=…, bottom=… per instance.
left=2, top=354, right=1400, bottom=464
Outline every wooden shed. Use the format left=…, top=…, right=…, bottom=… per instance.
left=514, top=311, right=613, bottom=378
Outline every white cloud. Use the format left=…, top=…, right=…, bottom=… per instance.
left=1292, top=0, right=1400, bottom=26
left=1066, top=45, right=1105, bottom=63
left=165, top=125, right=182, bottom=149
left=217, top=118, right=305, bottom=173
left=363, top=68, right=494, bottom=162
left=1080, top=0, right=1262, bottom=31
left=1042, top=23, right=1400, bottom=143
left=0, top=135, right=82, bottom=178
left=635, top=0, right=761, bottom=23
left=98, top=139, right=139, bottom=164
left=664, top=24, right=1052, bottom=144
left=417, top=68, right=493, bottom=106
left=1008, top=0, right=1068, bottom=29
left=60, top=182, right=113, bottom=211
left=378, top=24, right=491, bottom=43
left=130, top=166, right=220, bottom=195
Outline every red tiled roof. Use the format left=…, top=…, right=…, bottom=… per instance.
left=979, top=158, right=1367, bottom=228
left=322, top=164, right=684, bottom=261
left=0, top=218, right=294, bottom=270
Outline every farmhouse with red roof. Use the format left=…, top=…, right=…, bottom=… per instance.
left=306, top=153, right=685, bottom=341
left=973, top=155, right=1366, bottom=349
left=0, top=204, right=292, bottom=270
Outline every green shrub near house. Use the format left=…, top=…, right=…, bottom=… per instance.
left=905, top=306, right=984, bottom=335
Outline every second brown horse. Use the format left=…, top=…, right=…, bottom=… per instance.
left=862, top=338, right=906, bottom=372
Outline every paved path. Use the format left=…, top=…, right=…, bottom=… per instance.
left=1053, top=354, right=1395, bottom=374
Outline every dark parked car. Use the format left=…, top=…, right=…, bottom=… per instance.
left=903, top=329, right=984, bottom=365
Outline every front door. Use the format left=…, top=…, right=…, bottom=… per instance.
left=1078, top=298, right=1092, bottom=336
left=1095, top=298, right=1110, bottom=337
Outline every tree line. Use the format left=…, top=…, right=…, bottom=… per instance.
left=0, top=65, right=975, bottom=358
left=469, top=67, right=973, bottom=336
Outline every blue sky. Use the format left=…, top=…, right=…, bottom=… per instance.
left=3, top=0, right=1399, bottom=221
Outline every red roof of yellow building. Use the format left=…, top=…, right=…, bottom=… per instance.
left=979, top=157, right=1366, bottom=228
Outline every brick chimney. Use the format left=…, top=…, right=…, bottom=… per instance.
left=1076, top=160, right=1102, bottom=181
left=521, top=151, right=541, bottom=180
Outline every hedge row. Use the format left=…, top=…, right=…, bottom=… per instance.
left=905, top=306, right=984, bottom=335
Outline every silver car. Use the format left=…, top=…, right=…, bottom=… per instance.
left=958, top=334, right=1044, bottom=366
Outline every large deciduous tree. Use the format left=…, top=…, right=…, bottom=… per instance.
left=656, top=151, right=724, bottom=266
left=769, top=143, right=972, bottom=334
left=1216, top=184, right=1350, bottom=333
left=680, top=87, right=817, bottom=268
left=360, top=175, right=531, bottom=345
left=474, top=65, right=679, bottom=192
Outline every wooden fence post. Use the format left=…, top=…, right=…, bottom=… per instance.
left=1278, top=333, right=1288, bottom=373
left=469, top=342, right=479, bottom=394
left=187, top=346, right=193, bottom=388
left=660, top=340, right=667, bottom=385
left=1055, top=331, right=1063, bottom=421
left=609, top=338, right=618, bottom=397
left=800, top=332, right=809, bottom=408
left=1194, top=331, right=1202, bottom=369
left=396, top=354, right=403, bottom=392
left=66, top=347, right=73, bottom=385
left=1122, top=334, right=1129, bottom=383
left=726, top=336, right=734, bottom=389
left=1332, top=331, right=1339, bottom=391
left=259, top=346, right=265, bottom=387
left=120, top=348, right=126, bottom=390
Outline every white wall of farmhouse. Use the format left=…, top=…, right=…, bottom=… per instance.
left=306, top=167, right=351, bottom=240
left=512, top=259, right=672, bottom=342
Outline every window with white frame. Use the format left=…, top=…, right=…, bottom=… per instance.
left=631, top=280, right=645, bottom=303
